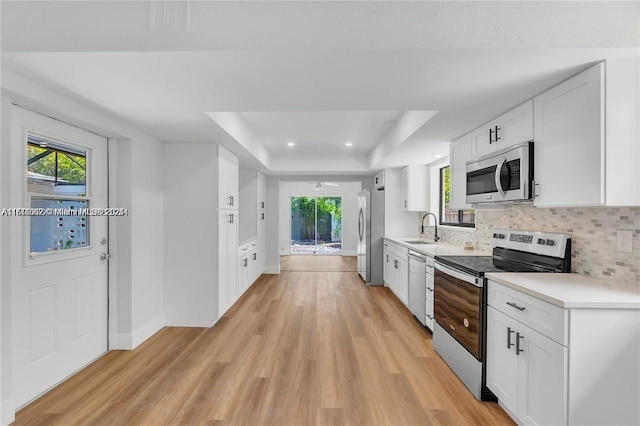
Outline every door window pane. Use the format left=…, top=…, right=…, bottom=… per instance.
left=30, top=198, right=89, bottom=253
left=27, top=136, right=87, bottom=196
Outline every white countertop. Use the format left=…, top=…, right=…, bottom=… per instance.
left=383, top=236, right=490, bottom=257
left=486, top=272, right=640, bottom=309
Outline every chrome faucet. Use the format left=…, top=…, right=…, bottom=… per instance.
left=421, top=212, right=440, bottom=242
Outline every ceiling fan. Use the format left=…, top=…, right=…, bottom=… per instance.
left=310, top=181, right=339, bottom=191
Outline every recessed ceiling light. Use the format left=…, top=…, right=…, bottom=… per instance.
left=345, top=142, right=353, bottom=147
left=434, top=154, right=444, bottom=158
left=287, top=142, right=295, bottom=147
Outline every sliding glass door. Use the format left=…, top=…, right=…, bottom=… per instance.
left=290, top=196, right=342, bottom=254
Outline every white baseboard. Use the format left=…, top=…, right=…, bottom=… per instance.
left=265, top=265, right=280, bottom=274
left=1, top=398, right=15, bottom=426
left=116, top=313, right=165, bottom=350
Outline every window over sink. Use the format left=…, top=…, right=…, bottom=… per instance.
left=440, top=166, right=475, bottom=228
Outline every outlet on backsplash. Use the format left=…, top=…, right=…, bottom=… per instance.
left=617, top=230, right=633, bottom=252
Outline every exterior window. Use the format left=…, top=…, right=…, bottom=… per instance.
left=440, top=166, right=475, bottom=228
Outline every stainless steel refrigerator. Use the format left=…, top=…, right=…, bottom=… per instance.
left=357, top=189, right=384, bottom=285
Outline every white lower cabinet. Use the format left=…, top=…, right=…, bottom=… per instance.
left=383, top=241, right=409, bottom=306
left=237, top=239, right=261, bottom=297
left=238, top=254, right=250, bottom=294
left=517, top=321, right=567, bottom=425
left=487, top=306, right=567, bottom=425
left=249, top=250, right=259, bottom=284
left=383, top=247, right=394, bottom=291
left=487, top=279, right=638, bottom=425
left=394, top=256, right=409, bottom=306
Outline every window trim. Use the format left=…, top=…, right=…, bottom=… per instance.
left=439, top=165, right=475, bottom=229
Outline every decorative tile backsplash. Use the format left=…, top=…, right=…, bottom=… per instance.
left=420, top=206, right=640, bottom=287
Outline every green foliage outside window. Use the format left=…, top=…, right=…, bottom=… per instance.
left=291, top=196, right=342, bottom=240
left=28, top=144, right=86, bottom=184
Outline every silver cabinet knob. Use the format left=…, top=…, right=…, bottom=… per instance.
left=100, top=253, right=111, bottom=261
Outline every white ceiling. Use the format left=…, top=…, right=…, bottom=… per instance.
left=1, top=1, right=638, bottom=175
left=238, top=111, right=404, bottom=156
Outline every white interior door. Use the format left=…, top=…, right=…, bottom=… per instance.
left=11, top=106, right=109, bottom=408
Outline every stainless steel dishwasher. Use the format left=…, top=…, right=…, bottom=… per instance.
left=408, top=250, right=427, bottom=327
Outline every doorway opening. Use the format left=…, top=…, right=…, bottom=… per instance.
left=290, top=196, right=342, bottom=254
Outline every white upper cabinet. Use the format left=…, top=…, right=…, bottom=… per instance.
left=534, top=61, right=639, bottom=207
left=471, top=101, right=533, bottom=159
left=373, top=170, right=385, bottom=190
left=449, top=133, right=472, bottom=210
left=400, top=165, right=428, bottom=211
left=218, top=145, right=239, bottom=210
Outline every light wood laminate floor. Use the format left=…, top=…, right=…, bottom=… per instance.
left=15, top=256, right=513, bottom=425
left=280, top=255, right=357, bottom=272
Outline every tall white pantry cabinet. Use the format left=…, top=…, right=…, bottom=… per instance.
left=164, top=143, right=240, bottom=327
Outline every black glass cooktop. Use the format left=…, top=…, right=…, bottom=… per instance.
left=435, top=255, right=540, bottom=277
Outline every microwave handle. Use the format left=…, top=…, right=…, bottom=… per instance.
left=495, top=157, right=507, bottom=198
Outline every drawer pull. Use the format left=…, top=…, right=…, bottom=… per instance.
left=506, top=301, right=526, bottom=311
left=507, top=327, right=515, bottom=349
left=426, top=314, right=433, bottom=320
left=516, top=332, right=524, bottom=355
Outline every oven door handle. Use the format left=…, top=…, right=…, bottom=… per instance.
left=434, top=262, right=481, bottom=287
left=494, top=157, right=507, bottom=199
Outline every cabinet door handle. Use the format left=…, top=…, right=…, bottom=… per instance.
left=494, top=125, right=501, bottom=142
left=261, top=201, right=265, bottom=208
left=404, top=200, right=408, bottom=208
left=386, top=254, right=389, bottom=262
left=243, top=259, right=248, bottom=267
left=375, top=177, right=379, bottom=184
left=426, top=314, right=433, bottom=320
left=507, top=327, right=515, bottom=349
left=489, top=128, right=494, bottom=144
left=261, top=213, right=265, bottom=220
left=394, top=260, right=399, bottom=269
left=506, top=301, right=526, bottom=311
left=228, top=213, right=234, bottom=224
left=515, top=332, right=524, bottom=355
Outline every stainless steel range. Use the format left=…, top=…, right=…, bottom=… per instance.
left=433, top=228, right=571, bottom=400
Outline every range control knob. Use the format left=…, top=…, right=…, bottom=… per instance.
left=499, top=234, right=506, bottom=239
left=493, top=233, right=498, bottom=238
left=537, top=238, right=545, bottom=245
left=546, top=239, right=555, bottom=246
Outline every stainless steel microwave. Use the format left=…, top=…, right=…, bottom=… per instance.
left=465, top=141, right=533, bottom=204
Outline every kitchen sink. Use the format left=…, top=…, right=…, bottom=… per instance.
left=404, top=240, right=431, bottom=244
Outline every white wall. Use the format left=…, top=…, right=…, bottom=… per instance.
left=0, top=96, right=10, bottom=425
left=264, top=176, right=280, bottom=273
left=130, top=137, right=165, bottom=344
left=278, top=181, right=362, bottom=256
left=0, top=70, right=166, bottom=423
left=163, top=142, right=218, bottom=326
